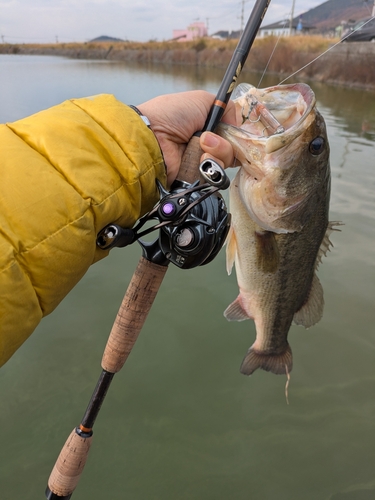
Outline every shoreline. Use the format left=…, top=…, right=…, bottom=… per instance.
left=1, top=37, right=375, bottom=91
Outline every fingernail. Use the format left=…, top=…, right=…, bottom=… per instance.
left=201, top=132, right=219, bottom=148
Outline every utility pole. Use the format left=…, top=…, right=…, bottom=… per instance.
left=289, top=0, right=296, bottom=36
left=364, top=0, right=375, bottom=16
left=240, top=0, right=245, bottom=34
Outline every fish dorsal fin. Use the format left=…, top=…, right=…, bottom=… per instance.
left=225, top=225, right=237, bottom=276
left=224, top=295, right=252, bottom=321
left=316, top=221, right=343, bottom=268
left=293, top=274, right=324, bottom=328
left=293, top=221, right=342, bottom=328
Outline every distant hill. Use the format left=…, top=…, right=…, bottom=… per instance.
left=297, top=0, right=371, bottom=31
left=89, top=36, right=124, bottom=43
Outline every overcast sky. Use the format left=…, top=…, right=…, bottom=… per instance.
left=1, top=0, right=325, bottom=44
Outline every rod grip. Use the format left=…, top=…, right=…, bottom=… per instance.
left=101, top=257, right=167, bottom=373
left=177, top=134, right=204, bottom=184
left=101, top=135, right=202, bottom=374
left=47, top=428, right=93, bottom=498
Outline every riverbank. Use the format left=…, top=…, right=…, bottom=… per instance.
left=1, top=37, right=375, bottom=91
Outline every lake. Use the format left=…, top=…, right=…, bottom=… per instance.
left=0, top=54, right=374, bottom=500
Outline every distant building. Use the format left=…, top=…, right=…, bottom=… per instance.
left=211, top=30, right=242, bottom=40
left=258, top=19, right=315, bottom=37
left=172, top=22, right=207, bottom=42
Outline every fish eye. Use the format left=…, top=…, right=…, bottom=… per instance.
left=309, top=136, right=325, bottom=156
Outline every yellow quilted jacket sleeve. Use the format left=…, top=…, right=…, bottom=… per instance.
left=0, top=94, right=167, bottom=367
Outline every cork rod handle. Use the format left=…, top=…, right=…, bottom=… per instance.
left=101, top=257, right=168, bottom=372
left=46, top=429, right=92, bottom=499
left=177, top=135, right=204, bottom=183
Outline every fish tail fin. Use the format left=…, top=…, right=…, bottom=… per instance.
left=240, top=343, right=293, bottom=376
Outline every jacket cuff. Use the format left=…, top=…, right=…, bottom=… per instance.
left=128, top=104, right=168, bottom=176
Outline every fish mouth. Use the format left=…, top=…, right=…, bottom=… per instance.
left=218, top=83, right=316, bottom=155
left=216, top=82, right=325, bottom=233
left=216, top=83, right=322, bottom=234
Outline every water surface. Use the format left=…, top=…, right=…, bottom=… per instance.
left=0, top=55, right=374, bottom=500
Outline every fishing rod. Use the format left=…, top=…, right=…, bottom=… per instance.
left=179, top=0, right=271, bottom=181
left=45, top=1, right=271, bottom=498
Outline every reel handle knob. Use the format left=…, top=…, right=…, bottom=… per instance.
left=199, top=159, right=230, bottom=189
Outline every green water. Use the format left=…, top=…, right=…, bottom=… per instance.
left=0, top=55, right=374, bottom=500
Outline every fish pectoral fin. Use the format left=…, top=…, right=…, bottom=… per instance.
left=224, top=295, right=251, bottom=321
left=293, top=274, right=324, bottom=328
left=255, top=230, right=279, bottom=273
left=225, top=224, right=237, bottom=275
left=240, top=343, right=293, bottom=375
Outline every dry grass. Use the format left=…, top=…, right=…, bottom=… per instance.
left=245, top=36, right=333, bottom=74
left=2, top=36, right=374, bottom=89
left=1, top=35, right=332, bottom=54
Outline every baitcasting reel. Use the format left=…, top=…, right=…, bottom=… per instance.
left=96, top=159, right=231, bottom=269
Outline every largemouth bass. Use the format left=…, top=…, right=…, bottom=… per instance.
left=217, top=83, right=336, bottom=376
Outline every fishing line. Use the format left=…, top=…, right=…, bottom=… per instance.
left=258, top=16, right=289, bottom=87
left=278, top=15, right=375, bottom=85
left=285, top=364, right=291, bottom=405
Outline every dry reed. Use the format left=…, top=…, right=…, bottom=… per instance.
left=1, top=36, right=374, bottom=90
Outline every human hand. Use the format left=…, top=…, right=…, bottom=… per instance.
left=138, top=90, right=237, bottom=186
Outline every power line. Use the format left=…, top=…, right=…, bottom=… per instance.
left=0, top=34, right=82, bottom=43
